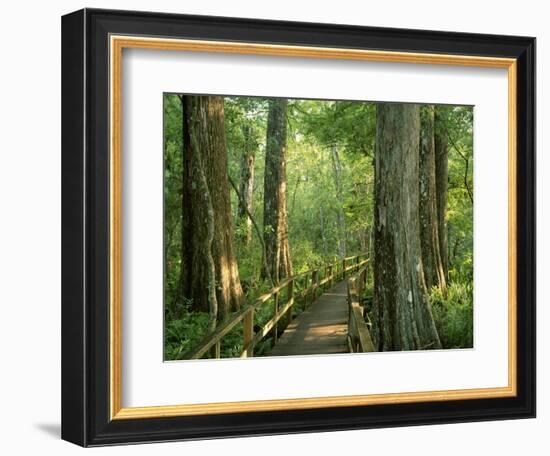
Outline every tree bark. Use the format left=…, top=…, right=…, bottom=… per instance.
left=263, top=98, right=293, bottom=282
left=419, top=106, right=447, bottom=293
left=180, top=95, right=244, bottom=320
left=237, top=129, right=255, bottom=245
left=319, top=206, right=329, bottom=257
left=372, top=103, right=441, bottom=351
left=330, top=144, right=347, bottom=258
left=434, top=106, right=449, bottom=280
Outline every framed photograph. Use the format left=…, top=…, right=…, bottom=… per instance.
left=61, top=8, right=535, bottom=446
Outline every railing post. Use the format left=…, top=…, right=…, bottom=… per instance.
left=211, top=341, right=221, bottom=359
left=356, top=255, right=360, bottom=273
left=311, top=269, right=318, bottom=304
left=328, top=264, right=333, bottom=287
left=347, top=277, right=353, bottom=344
left=303, top=274, right=309, bottom=309
left=273, top=291, right=279, bottom=341
left=285, top=279, right=294, bottom=329
left=243, top=308, right=255, bottom=358
left=342, top=258, right=346, bottom=279
left=358, top=271, right=364, bottom=309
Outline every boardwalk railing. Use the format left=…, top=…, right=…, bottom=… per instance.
left=185, top=253, right=369, bottom=360
left=346, top=264, right=376, bottom=353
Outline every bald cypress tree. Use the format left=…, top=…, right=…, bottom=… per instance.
left=373, top=103, right=441, bottom=351
left=263, top=98, right=293, bottom=282
left=180, top=95, right=244, bottom=322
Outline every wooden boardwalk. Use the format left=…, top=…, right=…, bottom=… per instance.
left=269, top=280, right=349, bottom=356
left=184, top=254, right=370, bottom=360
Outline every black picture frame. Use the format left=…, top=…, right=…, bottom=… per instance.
left=62, top=7, right=536, bottom=447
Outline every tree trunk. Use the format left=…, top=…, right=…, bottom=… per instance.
left=180, top=95, right=244, bottom=320
left=434, top=106, right=449, bottom=280
left=263, top=98, right=293, bottom=282
left=372, top=103, right=441, bottom=351
left=419, top=106, right=447, bottom=293
left=330, top=144, right=347, bottom=258
left=229, top=175, right=274, bottom=287
left=364, top=178, right=372, bottom=256
left=319, top=206, right=329, bottom=257
left=237, top=131, right=255, bottom=245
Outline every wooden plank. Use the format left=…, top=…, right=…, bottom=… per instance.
left=268, top=280, right=349, bottom=357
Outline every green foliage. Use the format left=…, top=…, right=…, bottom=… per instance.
left=225, top=96, right=267, bottom=180
left=164, top=94, right=184, bottom=318
left=290, top=99, right=376, bottom=156
left=164, top=311, right=247, bottom=360
left=164, top=311, right=211, bottom=360
left=439, top=105, right=474, bottom=277
left=430, top=282, right=474, bottom=349
left=163, top=94, right=474, bottom=359
left=284, top=101, right=375, bottom=268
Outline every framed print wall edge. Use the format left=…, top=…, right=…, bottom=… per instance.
left=62, top=8, right=536, bottom=447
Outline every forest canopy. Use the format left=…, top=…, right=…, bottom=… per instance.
left=164, top=94, right=474, bottom=360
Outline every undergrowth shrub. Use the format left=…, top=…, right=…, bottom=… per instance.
left=164, top=311, right=211, bottom=360
left=430, top=282, right=473, bottom=349
left=164, top=284, right=286, bottom=360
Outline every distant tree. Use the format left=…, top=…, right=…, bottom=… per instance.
left=293, top=100, right=376, bottom=260
left=330, top=144, right=347, bottom=258
left=442, top=106, right=473, bottom=275
left=237, top=124, right=255, bottom=245
left=434, top=106, right=449, bottom=279
left=419, top=106, right=447, bottom=293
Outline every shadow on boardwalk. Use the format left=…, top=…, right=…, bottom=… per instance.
left=268, top=280, right=349, bottom=356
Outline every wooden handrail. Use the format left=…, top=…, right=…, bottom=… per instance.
left=186, top=304, right=254, bottom=359
left=346, top=265, right=375, bottom=353
left=241, top=252, right=368, bottom=286
left=184, top=252, right=369, bottom=360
